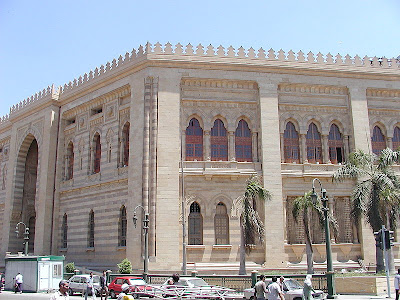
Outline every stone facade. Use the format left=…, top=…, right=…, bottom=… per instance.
left=0, top=43, right=399, bottom=273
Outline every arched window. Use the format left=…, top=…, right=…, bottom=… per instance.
left=283, top=122, right=300, bottom=163
left=235, top=120, right=252, bottom=162
left=306, top=123, right=322, bottom=163
left=93, top=134, right=101, bottom=173
left=214, top=202, right=229, bottom=245
left=62, top=214, right=68, bottom=248
left=119, top=206, right=127, bottom=247
left=328, top=124, right=344, bottom=164
left=88, top=210, right=95, bottom=248
left=186, top=118, right=203, bottom=161
left=371, top=126, right=386, bottom=155
left=123, top=123, right=130, bottom=166
left=188, top=202, right=203, bottom=245
left=211, top=119, right=228, bottom=161
left=393, top=126, right=400, bottom=150
left=66, top=142, right=74, bottom=180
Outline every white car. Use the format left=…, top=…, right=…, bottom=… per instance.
left=163, top=277, right=210, bottom=287
left=243, top=278, right=326, bottom=300
left=68, top=274, right=101, bottom=296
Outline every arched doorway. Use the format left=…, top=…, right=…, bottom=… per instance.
left=11, top=136, right=38, bottom=254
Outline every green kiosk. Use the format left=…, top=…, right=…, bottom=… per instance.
left=5, top=254, right=65, bottom=292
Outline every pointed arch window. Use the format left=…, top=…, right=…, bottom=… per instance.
left=118, top=206, right=127, bottom=247
left=88, top=210, right=95, bottom=248
left=123, top=123, right=130, bottom=166
left=235, top=120, right=252, bottom=162
left=371, top=126, right=386, bottom=155
left=328, top=124, right=344, bottom=164
left=283, top=122, right=300, bottom=163
left=188, top=202, right=203, bottom=245
left=393, top=126, right=400, bottom=150
left=62, top=214, right=68, bottom=248
left=214, top=202, right=229, bottom=245
left=66, top=142, right=74, bottom=180
left=93, top=134, right=101, bottom=173
left=211, top=119, right=228, bottom=161
left=186, top=118, right=203, bottom=161
left=306, top=123, right=322, bottom=163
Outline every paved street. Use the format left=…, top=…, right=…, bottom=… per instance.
left=0, top=291, right=398, bottom=300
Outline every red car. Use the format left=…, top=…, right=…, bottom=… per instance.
left=108, top=276, right=152, bottom=299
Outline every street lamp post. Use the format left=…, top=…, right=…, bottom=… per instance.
left=311, top=178, right=335, bottom=299
left=15, top=222, right=29, bottom=255
left=133, top=205, right=149, bottom=282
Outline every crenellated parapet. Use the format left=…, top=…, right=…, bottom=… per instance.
left=0, top=115, right=9, bottom=126
left=9, top=84, right=60, bottom=116
left=2, top=42, right=400, bottom=121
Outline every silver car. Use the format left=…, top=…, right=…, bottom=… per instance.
left=243, top=278, right=326, bottom=300
left=68, top=274, right=101, bottom=296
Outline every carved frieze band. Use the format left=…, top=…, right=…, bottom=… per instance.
left=278, top=83, right=347, bottom=95
left=279, top=104, right=348, bottom=114
left=60, top=178, right=128, bottom=196
left=367, top=88, right=400, bottom=98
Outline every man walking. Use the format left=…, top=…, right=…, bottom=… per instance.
left=267, top=276, right=284, bottom=300
left=254, top=274, right=268, bottom=300
left=100, top=271, right=108, bottom=300
left=50, top=280, right=70, bottom=300
left=15, top=272, right=23, bottom=294
left=395, top=268, right=400, bottom=300
left=85, top=272, right=96, bottom=300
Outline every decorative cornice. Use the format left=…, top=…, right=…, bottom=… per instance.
left=181, top=78, right=258, bottom=91
left=367, top=88, right=400, bottom=98
left=279, top=104, right=348, bottom=114
left=278, top=83, right=348, bottom=96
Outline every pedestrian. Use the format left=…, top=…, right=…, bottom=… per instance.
left=172, top=273, right=180, bottom=285
left=85, top=272, right=96, bottom=300
left=100, top=271, right=108, bottom=300
left=117, top=283, right=134, bottom=300
left=395, top=268, right=400, bottom=300
left=267, top=276, right=284, bottom=300
left=0, top=272, right=3, bottom=293
left=15, top=272, right=23, bottom=294
left=302, top=274, right=315, bottom=300
left=50, top=279, right=70, bottom=300
left=278, top=276, right=285, bottom=291
left=254, top=274, right=268, bottom=300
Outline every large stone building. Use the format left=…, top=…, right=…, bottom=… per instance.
left=0, top=43, right=399, bottom=273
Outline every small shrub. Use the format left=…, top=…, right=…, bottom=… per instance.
left=118, top=258, right=132, bottom=274
left=65, top=262, right=75, bottom=273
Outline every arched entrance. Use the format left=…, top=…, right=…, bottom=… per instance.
left=10, top=136, right=38, bottom=254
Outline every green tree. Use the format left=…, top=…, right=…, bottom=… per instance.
left=238, top=175, right=271, bottom=275
left=292, top=191, right=337, bottom=274
left=117, top=258, right=132, bottom=274
left=333, top=148, right=400, bottom=272
left=65, top=262, right=75, bottom=273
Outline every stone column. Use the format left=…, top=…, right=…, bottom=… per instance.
left=204, top=130, right=211, bottom=161
left=64, top=156, right=69, bottom=179
left=280, top=133, right=285, bottom=163
left=181, top=130, right=186, bottom=161
left=258, top=80, right=285, bottom=268
left=387, top=137, right=393, bottom=150
left=252, top=132, right=258, bottom=162
left=322, top=135, right=330, bottom=163
left=300, top=134, right=307, bottom=163
left=119, top=138, right=124, bottom=167
left=343, top=135, right=350, bottom=161
left=228, top=131, right=235, bottom=161
left=348, top=85, right=374, bottom=266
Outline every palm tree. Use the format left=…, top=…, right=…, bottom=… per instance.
left=238, top=175, right=271, bottom=275
left=333, top=148, right=400, bottom=272
left=292, top=191, right=337, bottom=274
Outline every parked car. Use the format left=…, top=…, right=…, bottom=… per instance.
left=163, top=277, right=210, bottom=288
left=68, top=274, right=101, bottom=296
left=243, top=278, right=326, bottom=300
left=108, top=276, right=152, bottom=299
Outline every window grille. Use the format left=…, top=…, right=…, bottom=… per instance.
left=328, top=124, right=344, bottom=164
left=123, top=123, right=130, bottom=166
left=214, top=202, right=229, bottom=244
left=211, top=119, right=228, bottom=161
left=62, top=214, right=68, bottom=248
left=283, top=122, right=300, bottom=163
left=306, top=123, right=322, bottom=163
left=67, top=143, right=74, bottom=180
left=88, top=210, right=95, bottom=248
left=94, top=135, right=101, bottom=173
left=393, top=126, right=400, bottom=150
left=235, top=120, right=252, bottom=162
left=186, top=119, right=203, bottom=161
left=119, top=206, right=127, bottom=247
left=188, top=202, right=203, bottom=245
left=371, top=126, right=386, bottom=155
left=334, top=197, right=354, bottom=243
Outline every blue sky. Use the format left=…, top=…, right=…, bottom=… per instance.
left=0, top=0, right=399, bottom=118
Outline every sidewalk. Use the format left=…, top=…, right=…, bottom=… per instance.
left=336, top=294, right=394, bottom=299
